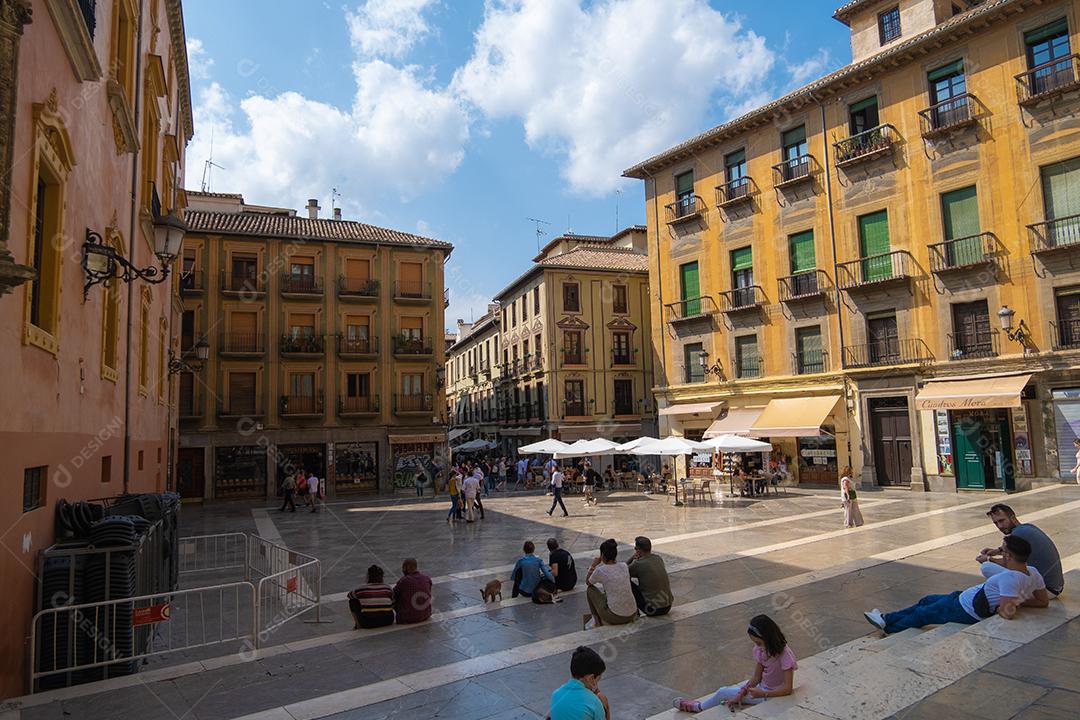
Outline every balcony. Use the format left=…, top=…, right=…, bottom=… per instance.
left=665, top=295, right=720, bottom=324
left=280, top=394, right=324, bottom=418
left=339, top=394, right=380, bottom=416
left=665, top=195, right=706, bottom=224
left=1028, top=214, right=1080, bottom=254
left=393, top=336, right=433, bottom=357
left=1016, top=55, right=1080, bottom=107
left=715, top=177, right=754, bottom=209
left=522, top=353, right=544, bottom=373
left=394, top=281, right=432, bottom=302
left=279, top=333, right=325, bottom=357
left=778, top=270, right=829, bottom=303
left=338, top=335, right=379, bottom=358
left=221, top=272, right=266, bottom=296
left=842, top=339, right=933, bottom=369
left=919, top=93, right=977, bottom=139
left=394, top=394, right=433, bottom=414
left=218, top=399, right=263, bottom=418
left=280, top=272, right=323, bottom=297
left=735, top=354, right=763, bottom=379
left=928, top=232, right=996, bottom=274
left=564, top=402, right=587, bottom=418
left=561, top=349, right=586, bottom=367
left=947, top=330, right=999, bottom=361
left=792, top=349, right=829, bottom=375
left=1051, top=319, right=1080, bottom=351
left=611, top=349, right=634, bottom=367
left=718, top=285, right=766, bottom=313
left=837, top=250, right=916, bottom=291
left=834, top=124, right=898, bottom=168
left=179, top=270, right=204, bottom=295
left=338, top=276, right=379, bottom=301
left=219, top=332, right=265, bottom=357
left=772, top=155, right=814, bottom=189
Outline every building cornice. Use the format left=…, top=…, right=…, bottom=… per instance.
left=164, top=0, right=194, bottom=142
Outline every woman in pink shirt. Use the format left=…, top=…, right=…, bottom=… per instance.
left=673, top=614, right=796, bottom=712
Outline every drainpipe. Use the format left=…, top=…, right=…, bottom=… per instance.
left=123, top=0, right=147, bottom=493
left=642, top=169, right=665, bottom=436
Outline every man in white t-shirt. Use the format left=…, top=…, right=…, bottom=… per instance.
left=306, top=474, right=320, bottom=513
left=547, top=464, right=568, bottom=517
left=585, top=539, right=637, bottom=629
left=865, top=535, right=1050, bottom=633
left=462, top=472, right=481, bottom=523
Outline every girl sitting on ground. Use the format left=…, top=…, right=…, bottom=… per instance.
left=673, top=614, right=796, bottom=712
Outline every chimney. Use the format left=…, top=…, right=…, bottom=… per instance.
left=306, top=198, right=320, bottom=219
left=333, top=207, right=342, bottom=221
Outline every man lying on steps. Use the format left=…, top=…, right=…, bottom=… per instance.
left=864, top=534, right=1050, bottom=634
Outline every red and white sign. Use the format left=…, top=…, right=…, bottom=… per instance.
left=286, top=576, right=298, bottom=594
left=132, top=602, right=171, bottom=626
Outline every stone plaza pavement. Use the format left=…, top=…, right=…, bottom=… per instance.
left=5, top=484, right=1080, bottom=720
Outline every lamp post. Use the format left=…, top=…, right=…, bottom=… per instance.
left=997, top=305, right=1029, bottom=349
left=81, top=210, right=188, bottom=299
left=699, top=351, right=724, bottom=381
left=168, top=338, right=209, bottom=375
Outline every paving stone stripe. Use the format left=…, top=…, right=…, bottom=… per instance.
left=224, top=497, right=1080, bottom=720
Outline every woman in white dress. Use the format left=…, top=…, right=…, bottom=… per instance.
left=840, top=466, right=863, bottom=528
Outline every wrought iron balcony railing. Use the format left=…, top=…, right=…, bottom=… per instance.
left=778, top=270, right=829, bottom=302
left=665, top=295, right=720, bottom=322
left=772, top=155, right=814, bottom=187
left=221, top=271, right=266, bottom=294
left=219, top=332, right=265, bottom=355
left=280, top=394, right=324, bottom=416
left=719, top=285, right=766, bottom=312
left=1051, top=319, right=1080, bottom=351
left=179, top=270, right=204, bottom=294
left=919, top=93, right=976, bottom=138
left=665, top=194, right=705, bottom=223
left=393, top=336, right=433, bottom=355
left=339, top=394, right=380, bottom=415
left=338, top=276, right=379, bottom=298
left=280, top=333, right=325, bottom=355
left=218, top=399, right=263, bottom=417
left=792, top=349, right=828, bottom=375
left=1028, top=213, right=1080, bottom=253
left=947, top=329, right=999, bottom=360
left=837, top=250, right=916, bottom=290
left=928, top=232, right=996, bottom=273
left=394, top=394, right=433, bottom=413
left=834, top=124, right=898, bottom=167
left=280, top=272, right=323, bottom=295
left=1016, top=54, right=1080, bottom=106
left=337, top=335, right=379, bottom=356
left=394, top=280, right=432, bottom=299
left=564, top=402, right=587, bottom=417
left=735, top=354, right=763, bottom=379
left=716, top=177, right=754, bottom=208
left=842, top=338, right=933, bottom=369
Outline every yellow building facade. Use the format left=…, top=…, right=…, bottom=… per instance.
left=626, top=0, right=1080, bottom=491
left=177, top=192, right=451, bottom=498
left=446, top=307, right=501, bottom=444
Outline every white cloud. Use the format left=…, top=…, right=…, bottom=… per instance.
left=346, top=0, right=439, bottom=59
left=186, top=38, right=214, bottom=80
left=787, top=48, right=833, bottom=87
left=452, top=0, right=776, bottom=195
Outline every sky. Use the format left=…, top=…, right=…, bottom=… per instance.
left=181, top=0, right=853, bottom=330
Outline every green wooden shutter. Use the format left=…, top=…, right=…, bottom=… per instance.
left=680, top=262, right=700, bottom=316
left=928, top=59, right=964, bottom=82
left=850, top=96, right=878, bottom=114
left=782, top=126, right=806, bottom=147
left=789, top=231, right=816, bottom=273
left=1042, top=157, right=1080, bottom=219
left=859, top=210, right=891, bottom=281
left=676, top=171, right=694, bottom=196
left=731, top=247, right=753, bottom=271
left=941, top=186, right=980, bottom=240
left=1025, top=18, right=1069, bottom=46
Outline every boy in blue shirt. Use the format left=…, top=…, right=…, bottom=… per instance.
left=550, top=646, right=610, bottom=720
left=511, top=541, right=556, bottom=603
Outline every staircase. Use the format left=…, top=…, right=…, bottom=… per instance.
left=650, top=568, right=1080, bottom=720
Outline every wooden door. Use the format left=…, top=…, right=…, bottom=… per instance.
left=871, top=401, right=913, bottom=486
left=177, top=448, right=205, bottom=499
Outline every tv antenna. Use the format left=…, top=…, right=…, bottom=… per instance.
left=331, top=187, right=341, bottom=213
left=527, top=217, right=551, bottom=253
left=200, top=128, right=225, bottom=192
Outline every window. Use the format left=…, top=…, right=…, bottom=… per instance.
left=614, top=379, right=634, bottom=415
left=286, top=257, right=316, bottom=293
left=780, top=126, right=809, bottom=181
left=139, top=291, right=151, bottom=391
left=402, top=373, right=424, bottom=395
left=101, top=455, right=112, bottom=484
left=731, top=247, right=754, bottom=307
left=788, top=230, right=817, bottom=294
left=735, top=335, right=761, bottom=378
left=1041, top=157, right=1080, bottom=247
left=724, top=149, right=748, bottom=198
left=1055, top=287, right=1080, bottom=349
left=181, top=309, right=195, bottom=351
left=563, top=282, right=580, bottom=312
left=941, top=186, right=983, bottom=266
left=878, top=6, right=901, bottom=45
left=289, top=313, right=316, bottom=338
left=228, top=372, right=257, bottom=414
left=179, top=371, right=196, bottom=416
left=229, top=311, right=259, bottom=352
left=534, top=333, right=542, bottom=363
left=140, top=94, right=160, bottom=213
left=849, top=96, right=880, bottom=135
left=520, top=295, right=528, bottom=322
left=612, top=284, right=628, bottom=313
left=344, top=317, right=371, bottom=353
left=684, top=342, right=705, bottom=384
left=1025, top=19, right=1072, bottom=95
left=398, top=261, right=424, bottom=297
left=680, top=261, right=700, bottom=316
left=951, top=300, right=994, bottom=358
left=511, top=303, right=517, bottom=327
left=612, top=331, right=631, bottom=365
left=111, top=0, right=137, bottom=101
left=927, top=60, right=968, bottom=129
left=228, top=253, right=259, bottom=292
left=867, top=313, right=899, bottom=364
left=27, top=169, right=63, bottom=345
left=502, top=309, right=507, bottom=331
left=565, top=380, right=586, bottom=416
left=795, top=326, right=824, bottom=374
left=533, top=286, right=540, bottom=313
left=24, top=466, right=45, bottom=512
left=858, top=210, right=892, bottom=282
left=563, top=330, right=583, bottom=365
left=674, top=170, right=695, bottom=216
left=287, top=373, right=317, bottom=413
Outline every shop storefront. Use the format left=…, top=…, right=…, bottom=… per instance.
left=275, top=444, right=326, bottom=493
left=797, top=436, right=838, bottom=484
left=334, top=441, right=378, bottom=494
left=749, top=395, right=845, bottom=486
left=214, top=445, right=267, bottom=499
left=1052, top=387, right=1080, bottom=479
left=390, top=433, right=447, bottom=490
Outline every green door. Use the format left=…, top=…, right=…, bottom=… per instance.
left=680, top=262, right=700, bottom=316
left=941, top=186, right=982, bottom=266
left=953, top=420, right=988, bottom=489
left=858, top=211, right=891, bottom=282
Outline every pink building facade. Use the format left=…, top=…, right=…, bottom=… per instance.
left=0, top=0, right=193, bottom=697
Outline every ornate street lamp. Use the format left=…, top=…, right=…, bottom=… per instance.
left=167, top=338, right=209, bottom=375
left=81, top=210, right=188, bottom=299
left=997, top=305, right=1029, bottom=347
left=699, top=351, right=725, bottom=380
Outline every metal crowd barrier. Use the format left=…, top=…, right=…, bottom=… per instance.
left=177, top=532, right=250, bottom=576
left=246, top=535, right=322, bottom=636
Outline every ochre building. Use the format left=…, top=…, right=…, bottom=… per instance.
left=177, top=192, right=451, bottom=499
left=625, top=0, right=1080, bottom=492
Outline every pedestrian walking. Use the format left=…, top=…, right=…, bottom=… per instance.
left=463, top=470, right=481, bottom=523
left=280, top=472, right=297, bottom=512
left=840, top=466, right=863, bottom=528
left=497, top=457, right=508, bottom=491
left=306, top=472, right=321, bottom=513
left=415, top=467, right=426, bottom=497
left=447, top=470, right=463, bottom=523
left=514, top=457, right=527, bottom=491
left=548, top=463, right=569, bottom=517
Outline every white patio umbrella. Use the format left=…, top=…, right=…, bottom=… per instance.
left=625, top=436, right=710, bottom=505
left=702, top=434, right=772, bottom=452
left=518, top=438, right=572, bottom=455
left=615, top=436, right=659, bottom=452
left=554, top=438, right=622, bottom=459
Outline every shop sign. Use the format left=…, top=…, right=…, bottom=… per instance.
left=799, top=448, right=836, bottom=458
left=132, top=602, right=170, bottom=626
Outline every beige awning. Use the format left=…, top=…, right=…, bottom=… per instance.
left=447, top=428, right=470, bottom=442
left=750, top=396, right=841, bottom=438
left=914, top=374, right=1032, bottom=411
left=658, top=402, right=723, bottom=417
left=704, top=407, right=766, bottom=438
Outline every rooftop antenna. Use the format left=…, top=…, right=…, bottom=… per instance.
left=331, top=187, right=341, bottom=213
left=527, top=217, right=551, bottom=253
left=200, top=127, right=225, bottom=193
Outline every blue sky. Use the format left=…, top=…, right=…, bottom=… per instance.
left=181, top=0, right=852, bottom=329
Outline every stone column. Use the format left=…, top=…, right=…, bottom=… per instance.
left=0, top=0, right=35, bottom=296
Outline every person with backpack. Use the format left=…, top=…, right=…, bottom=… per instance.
left=280, top=472, right=297, bottom=513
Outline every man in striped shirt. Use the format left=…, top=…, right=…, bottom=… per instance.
left=347, top=565, right=395, bottom=629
